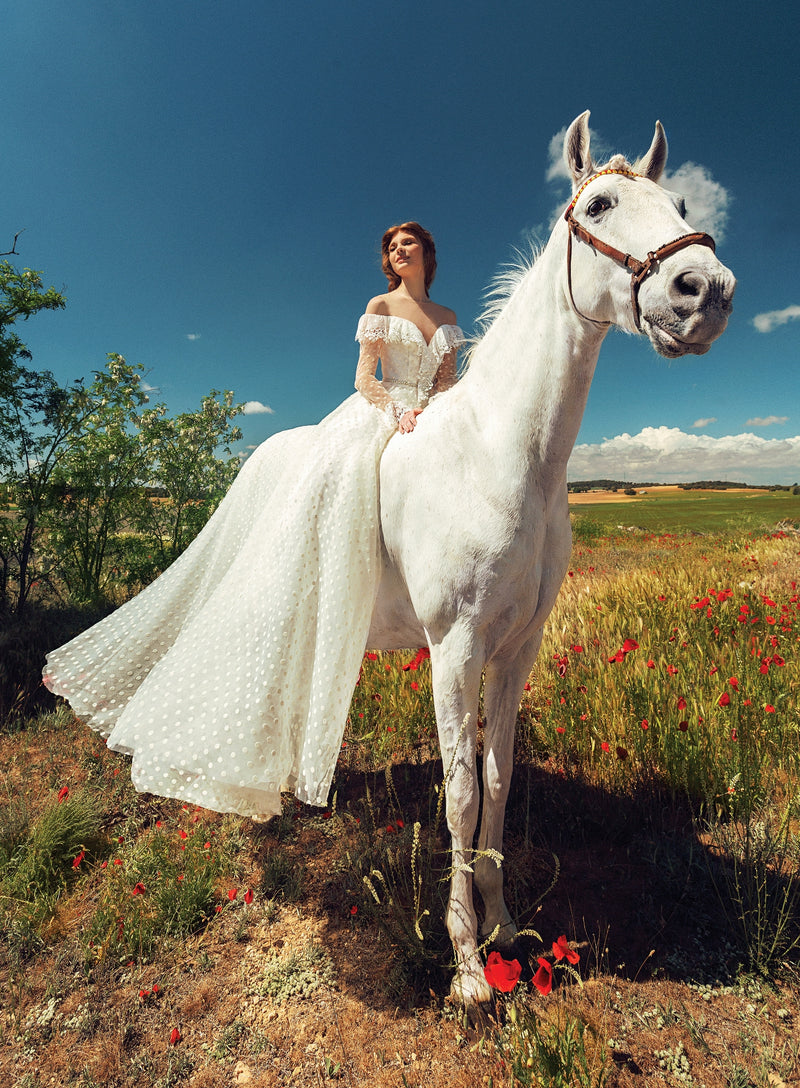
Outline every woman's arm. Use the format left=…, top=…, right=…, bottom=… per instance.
left=432, top=348, right=458, bottom=394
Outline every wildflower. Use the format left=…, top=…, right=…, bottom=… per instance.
left=402, top=647, right=430, bottom=671
left=532, top=957, right=553, bottom=996
left=169, top=1027, right=182, bottom=1046
left=58, top=786, right=70, bottom=803
left=396, top=818, right=405, bottom=829
left=244, top=888, right=254, bottom=905
left=132, top=882, right=146, bottom=895
left=556, top=726, right=565, bottom=734
left=72, top=851, right=85, bottom=869
left=678, top=721, right=689, bottom=732
left=640, top=720, right=649, bottom=730
left=552, top=935, right=580, bottom=964
left=765, top=704, right=776, bottom=713
left=666, top=664, right=678, bottom=675
left=647, top=659, right=656, bottom=669
left=349, top=905, right=358, bottom=916
left=677, top=696, right=687, bottom=711
left=728, top=676, right=739, bottom=690
left=608, top=638, right=638, bottom=663
left=484, top=950, right=522, bottom=992
left=365, top=651, right=378, bottom=661
left=600, top=742, right=610, bottom=753
left=718, top=693, right=731, bottom=707
left=227, top=888, right=238, bottom=900
left=410, top=681, right=419, bottom=691
left=178, top=829, right=188, bottom=840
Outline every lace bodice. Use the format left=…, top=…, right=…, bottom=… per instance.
left=354, top=313, right=466, bottom=423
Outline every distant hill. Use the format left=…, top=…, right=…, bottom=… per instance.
left=567, top=480, right=798, bottom=493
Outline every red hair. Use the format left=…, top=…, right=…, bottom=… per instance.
left=381, top=222, right=437, bottom=293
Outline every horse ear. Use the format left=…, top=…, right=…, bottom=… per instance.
left=564, top=111, right=594, bottom=189
left=636, top=121, right=668, bottom=182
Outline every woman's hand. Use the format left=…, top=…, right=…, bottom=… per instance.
left=398, top=408, right=423, bottom=434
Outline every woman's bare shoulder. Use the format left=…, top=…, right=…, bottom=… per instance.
left=364, top=294, right=392, bottom=316
left=428, top=301, right=458, bottom=325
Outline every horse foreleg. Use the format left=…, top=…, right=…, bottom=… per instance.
left=476, top=632, right=543, bottom=946
left=429, top=632, right=491, bottom=1007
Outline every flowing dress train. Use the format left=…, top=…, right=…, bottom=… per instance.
left=43, top=314, right=464, bottom=818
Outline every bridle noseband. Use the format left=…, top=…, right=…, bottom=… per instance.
left=563, top=169, right=716, bottom=331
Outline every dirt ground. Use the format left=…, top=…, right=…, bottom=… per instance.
left=1, top=719, right=798, bottom=1088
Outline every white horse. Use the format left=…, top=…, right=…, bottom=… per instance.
left=367, top=111, right=736, bottom=1006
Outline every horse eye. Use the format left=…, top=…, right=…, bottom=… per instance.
left=587, top=197, right=609, bottom=218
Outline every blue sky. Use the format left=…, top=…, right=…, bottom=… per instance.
left=6, top=0, right=799, bottom=484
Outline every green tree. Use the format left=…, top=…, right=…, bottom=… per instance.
left=43, top=354, right=153, bottom=604
left=130, top=391, right=242, bottom=576
left=0, top=260, right=68, bottom=612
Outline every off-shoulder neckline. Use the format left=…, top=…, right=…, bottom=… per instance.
left=359, top=312, right=462, bottom=348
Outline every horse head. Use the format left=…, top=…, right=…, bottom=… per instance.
left=561, top=110, right=736, bottom=356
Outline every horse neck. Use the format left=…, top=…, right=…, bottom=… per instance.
left=462, top=233, right=607, bottom=491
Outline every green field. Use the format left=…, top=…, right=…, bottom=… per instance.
left=569, top=487, right=800, bottom=532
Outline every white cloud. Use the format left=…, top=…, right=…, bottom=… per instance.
left=752, top=305, right=800, bottom=333
left=568, top=425, right=800, bottom=485
left=746, top=416, right=789, bottom=427
left=241, top=400, right=274, bottom=415
left=692, top=417, right=717, bottom=429
left=662, top=163, right=730, bottom=240
left=185, top=333, right=201, bottom=341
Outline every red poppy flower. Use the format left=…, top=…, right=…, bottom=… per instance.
left=532, top=957, right=553, bottom=995
left=765, top=704, right=776, bottom=713
left=718, top=693, right=731, bottom=707
left=58, top=786, right=70, bottom=803
left=641, top=719, right=649, bottom=730
left=402, top=647, right=430, bottom=671
left=410, top=681, right=419, bottom=691
left=178, top=829, right=188, bottom=840
left=677, top=697, right=687, bottom=711
left=728, top=677, right=739, bottom=690
left=552, top=935, right=580, bottom=964
left=169, top=1027, right=182, bottom=1046
left=132, top=882, right=146, bottom=896
left=600, top=741, right=610, bottom=753
left=227, top=888, right=237, bottom=900
left=678, top=721, right=689, bottom=732
left=483, top=950, right=522, bottom=992
left=72, top=851, right=84, bottom=869
left=244, top=888, right=254, bottom=905
left=349, top=905, right=358, bottom=916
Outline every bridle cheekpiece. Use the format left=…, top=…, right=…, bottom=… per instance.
left=563, top=169, right=716, bottom=331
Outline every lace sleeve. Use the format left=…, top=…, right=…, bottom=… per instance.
left=432, top=348, right=458, bottom=394
left=354, top=315, right=402, bottom=423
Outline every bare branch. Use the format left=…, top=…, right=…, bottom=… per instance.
left=1, top=230, right=26, bottom=256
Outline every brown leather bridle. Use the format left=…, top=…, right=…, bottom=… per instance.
left=563, top=169, right=716, bottom=331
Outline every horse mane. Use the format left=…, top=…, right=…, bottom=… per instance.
left=460, top=237, right=543, bottom=371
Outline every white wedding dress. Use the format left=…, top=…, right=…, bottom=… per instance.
left=43, top=314, right=464, bottom=819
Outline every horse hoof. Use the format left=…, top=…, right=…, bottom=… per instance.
left=449, top=966, right=493, bottom=1011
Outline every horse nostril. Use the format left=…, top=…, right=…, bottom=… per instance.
left=667, top=270, right=709, bottom=314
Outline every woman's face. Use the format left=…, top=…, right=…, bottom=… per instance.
left=387, top=230, right=424, bottom=277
